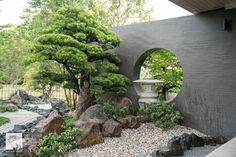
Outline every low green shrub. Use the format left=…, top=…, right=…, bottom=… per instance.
left=102, top=102, right=128, bottom=119
left=36, top=126, right=80, bottom=157
left=63, top=115, right=78, bottom=129
left=0, top=104, right=18, bottom=112
left=141, top=101, right=183, bottom=130
left=0, top=116, right=10, bottom=126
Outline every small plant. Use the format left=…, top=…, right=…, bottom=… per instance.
left=0, top=116, right=10, bottom=126
left=0, top=104, right=18, bottom=112
left=141, top=101, right=183, bottom=130
left=36, top=126, right=80, bottom=157
left=63, top=115, right=78, bottom=129
left=102, top=102, right=128, bottom=119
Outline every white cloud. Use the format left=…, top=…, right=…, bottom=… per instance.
left=149, top=0, right=192, bottom=20
left=0, top=0, right=192, bottom=25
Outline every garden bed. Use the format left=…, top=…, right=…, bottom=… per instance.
left=66, top=123, right=206, bottom=157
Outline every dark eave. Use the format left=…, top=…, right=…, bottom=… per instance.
left=169, top=0, right=236, bottom=14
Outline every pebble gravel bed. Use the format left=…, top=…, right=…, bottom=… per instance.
left=66, top=123, right=208, bottom=157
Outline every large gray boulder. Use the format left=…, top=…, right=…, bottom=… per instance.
left=190, top=133, right=205, bottom=147
left=102, top=119, right=122, bottom=137
left=49, top=98, right=67, bottom=114
left=74, top=104, right=108, bottom=128
left=11, top=90, right=29, bottom=106
left=168, top=136, right=184, bottom=156
left=151, top=147, right=172, bottom=157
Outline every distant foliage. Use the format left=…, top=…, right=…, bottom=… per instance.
left=141, top=49, right=183, bottom=100
left=36, top=126, right=80, bottom=157
left=27, top=0, right=153, bottom=27
left=140, top=101, right=183, bottom=130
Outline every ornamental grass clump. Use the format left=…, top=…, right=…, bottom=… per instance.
left=102, top=102, right=128, bottom=119
left=0, top=116, right=10, bottom=126
left=141, top=101, right=183, bottom=130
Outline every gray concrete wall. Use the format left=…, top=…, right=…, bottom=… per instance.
left=112, top=8, right=236, bottom=139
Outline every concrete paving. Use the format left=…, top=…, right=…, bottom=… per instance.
left=177, top=145, right=220, bottom=157
left=206, top=137, right=236, bottom=157
left=0, top=110, right=40, bottom=133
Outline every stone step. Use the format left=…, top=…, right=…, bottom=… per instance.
left=205, top=137, right=236, bottom=157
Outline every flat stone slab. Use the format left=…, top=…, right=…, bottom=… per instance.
left=26, top=103, right=52, bottom=110
left=0, top=109, right=40, bottom=133
left=206, top=137, right=236, bottom=157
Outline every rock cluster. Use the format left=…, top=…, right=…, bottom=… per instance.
left=73, top=104, right=141, bottom=148
left=8, top=90, right=67, bottom=114
left=152, top=133, right=227, bottom=157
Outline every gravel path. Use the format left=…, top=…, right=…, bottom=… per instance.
left=0, top=109, right=40, bottom=133
left=67, top=123, right=207, bottom=157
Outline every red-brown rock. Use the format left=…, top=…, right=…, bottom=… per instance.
left=117, top=116, right=140, bottom=129
left=33, top=110, right=65, bottom=141
left=102, top=119, right=122, bottom=137
left=76, top=122, right=103, bottom=148
left=110, top=96, right=134, bottom=115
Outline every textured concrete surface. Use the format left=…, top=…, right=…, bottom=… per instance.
left=0, top=110, right=40, bottom=133
left=113, top=8, right=236, bottom=139
left=206, top=137, right=236, bottom=157
left=179, top=145, right=220, bottom=157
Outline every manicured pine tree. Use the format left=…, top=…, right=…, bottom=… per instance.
left=26, top=6, right=130, bottom=114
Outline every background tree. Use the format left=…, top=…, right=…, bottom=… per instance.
left=27, top=0, right=153, bottom=27
left=0, top=25, right=30, bottom=84
left=141, top=49, right=183, bottom=100
left=97, top=0, right=153, bottom=26
left=26, top=6, right=130, bottom=113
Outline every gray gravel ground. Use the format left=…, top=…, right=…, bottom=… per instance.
left=66, top=123, right=209, bottom=157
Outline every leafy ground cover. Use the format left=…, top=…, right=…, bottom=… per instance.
left=0, top=116, right=10, bottom=126
left=0, top=104, right=18, bottom=112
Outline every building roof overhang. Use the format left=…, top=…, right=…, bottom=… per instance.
left=169, top=0, right=236, bottom=14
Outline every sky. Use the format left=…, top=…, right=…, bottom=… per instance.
left=0, top=0, right=192, bottom=25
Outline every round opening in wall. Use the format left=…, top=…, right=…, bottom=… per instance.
left=139, top=48, right=183, bottom=102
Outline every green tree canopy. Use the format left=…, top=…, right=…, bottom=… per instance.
left=141, top=49, right=183, bottom=99
left=26, top=6, right=130, bottom=99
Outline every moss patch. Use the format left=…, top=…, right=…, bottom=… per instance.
left=0, top=104, right=18, bottom=112
left=0, top=116, right=10, bottom=126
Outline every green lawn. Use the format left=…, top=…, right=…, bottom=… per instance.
left=0, top=116, right=10, bottom=126
left=0, top=104, right=18, bottom=112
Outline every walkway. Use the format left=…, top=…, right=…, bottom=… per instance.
left=0, top=109, right=40, bottom=133
left=206, top=137, right=236, bottom=157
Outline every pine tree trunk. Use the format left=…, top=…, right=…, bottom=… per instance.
left=75, top=87, right=95, bottom=117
